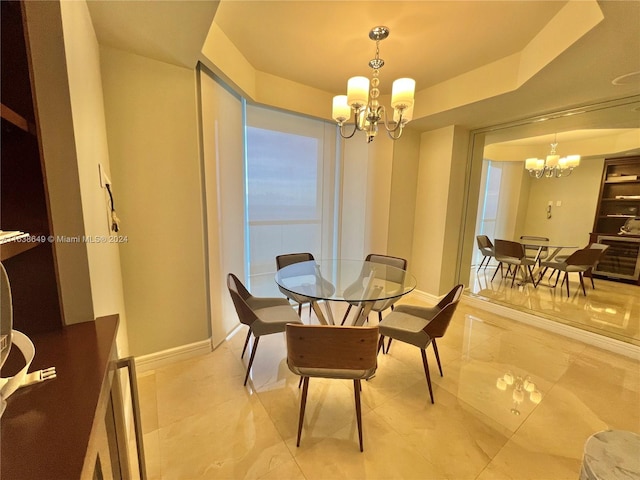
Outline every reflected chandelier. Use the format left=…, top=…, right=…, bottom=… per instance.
left=331, top=26, right=415, bottom=143
left=525, top=134, right=581, bottom=178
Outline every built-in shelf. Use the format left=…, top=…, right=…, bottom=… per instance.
left=0, top=102, right=36, bottom=135
left=592, top=156, right=640, bottom=285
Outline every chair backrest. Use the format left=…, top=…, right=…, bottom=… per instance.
left=436, top=283, right=464, bottom=310
left=589, top=243, right=609, bottom=252
left=365, top=253, right=407, bottom=270
left=494, top=239, right=525, bottom=260
left=424, top=284, right=464, bottom=339
left=476, top=235, right=494, bottom=254
left=520, top=235, right=549, bottom=257
left=276, top=253, right=315, bottom=270
left=227, top=273, right=258, bottom=327
left=365, top=253, right=407, bottom=286
left=285, top=324, right=378, bottom=379
left=565, top=247, right=604, bottom=267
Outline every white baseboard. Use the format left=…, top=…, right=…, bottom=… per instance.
left=135, top=339, right=213, bottom=373
left=462, top=294, right=640, bottom=359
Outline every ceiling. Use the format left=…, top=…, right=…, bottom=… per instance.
left=87, top=0, right=640, bottom=147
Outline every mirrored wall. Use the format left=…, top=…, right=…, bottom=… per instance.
left=458, top=95, right=640, bottom=346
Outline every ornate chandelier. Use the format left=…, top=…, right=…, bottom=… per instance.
left=525, top=134, right=581, bottom=178
left=331, top=26, right=415, bottom=143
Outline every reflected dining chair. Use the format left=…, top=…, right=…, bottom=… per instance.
left=340, top=253, right=408, bottom=325
left=491, top=239, right=538, bottom=287
left=476, top=235, right=495, bottom=271
left=285, top=324, right=379, bottom=452
left=537, top=246, right=607, bottom=297
left=377, top=284, right=464, bottom=404
left=520, top=235, right=549, bottom=265
left=227, top=273, right=302, bottom=386
left=276, top=253, right=316, bottom=317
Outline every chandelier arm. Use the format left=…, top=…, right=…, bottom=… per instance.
left=377, top=106, right=404, bottom=134
left=337, top=122, right=358, bottom=139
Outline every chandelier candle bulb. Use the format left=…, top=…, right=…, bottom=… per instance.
left=347, top=76, right=370, bottom=108
left=566, top=154, right=581, bottom=167
left=391, top=78, right=416, bottom=109
left=332, top=95, right=351, bottom=123
left=525, top=158, right=540, bottom=170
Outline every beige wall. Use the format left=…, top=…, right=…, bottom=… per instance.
left=412, top=126, right=469, bottom=295
left=521, top=158, right=605, bottom=246
left=388, top=128, right=421, bottom=266
left=100, top=46, right=209, bottom=356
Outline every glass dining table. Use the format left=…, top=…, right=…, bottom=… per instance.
left=275, top=259, right=416, bottom=326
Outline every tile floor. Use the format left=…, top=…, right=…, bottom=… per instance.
left=136, top=296, right=640, bottom=480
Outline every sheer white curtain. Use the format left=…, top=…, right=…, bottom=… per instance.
left=245, top=104, right=338, bottom=297
left=200, top=68, right=245, bottom=346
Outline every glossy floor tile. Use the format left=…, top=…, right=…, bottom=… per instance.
left=136, top=296, right=639, bottom=479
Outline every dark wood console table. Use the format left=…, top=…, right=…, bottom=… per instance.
left=1, top=315, right=122, bottom=479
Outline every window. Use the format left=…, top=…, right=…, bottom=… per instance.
left=244, top=104, right=338, bottom=296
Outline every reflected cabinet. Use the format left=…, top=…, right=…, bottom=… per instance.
left=591, top=156, right=640, bottom=284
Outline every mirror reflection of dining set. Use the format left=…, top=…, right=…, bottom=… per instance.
left=476, top=235, right=609, bottom=297
left=226, top=253, right=464, bottom=452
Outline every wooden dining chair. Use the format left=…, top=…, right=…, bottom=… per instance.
left=476, top=235, right=495, bottom=271
left=227, top=273, right=302, bottom=386
left=491, top=239, right=538, bottom=287
left=340, top=253, right=407, bottom=325
left=538, top=247, right=607, bottom=297
left=275, top=253, right=316, bottom=317
left=377, top=284, right=464, bottom=404
left=520, top=235, right=549, bottom=264
left=285, top=324, right=378, bottom=452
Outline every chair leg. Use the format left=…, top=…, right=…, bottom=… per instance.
left=420, top=349, right=434, bottom=404
left=377, top=335, right=385, bottom=355
left=244, top=336, right=260, bottom=386
left=354, top=379, right=364, bottom=452
left=477, top=256, right=487, bottom=272
left=510, top=265, right=517, bottom=288
left=527, top=265, right=537, bottom=287
left=431, top=340, right=443, bottom=377
left=578, top=272, right=586, bottom=296
left=297, top=303, right=302, bottom=317
left=296, top=377, right=309, bottom=447
left=340, top=305, right=352, bottom=326
left=241, top=329, right=251, bottom=359
left=491, top=262, right=502, bottom=282
left=564, top=272, right=570, bottom=297
left=538, top=266, right=548, bottom=284
left=386, top=337, right=393, bottom=354
left=298, top=376, right=303, bottom=389
left=378, top=311, right=383, bottom=324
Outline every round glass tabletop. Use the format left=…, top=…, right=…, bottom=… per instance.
left=274, top=259, right=416, bottom=303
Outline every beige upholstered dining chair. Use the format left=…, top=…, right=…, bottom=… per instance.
left=520, top=235, right=549, bottom=264
left=227, top=273, right=302, bottom=386
left=377, top=284, right=464, bottom=404
left=340, top=253, right=408, bottom=325
left=491, top=239, right=538, bottom=287
left=538, top=247, right=607, bottom=297
left=285, top=324, right=378, bottom=452
left=275, top=253, right=315, bottom=317
left=476, top=235, right=495, bottom=271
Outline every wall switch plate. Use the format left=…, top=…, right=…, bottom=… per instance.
left=98, top=163, right=111, bottom=188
